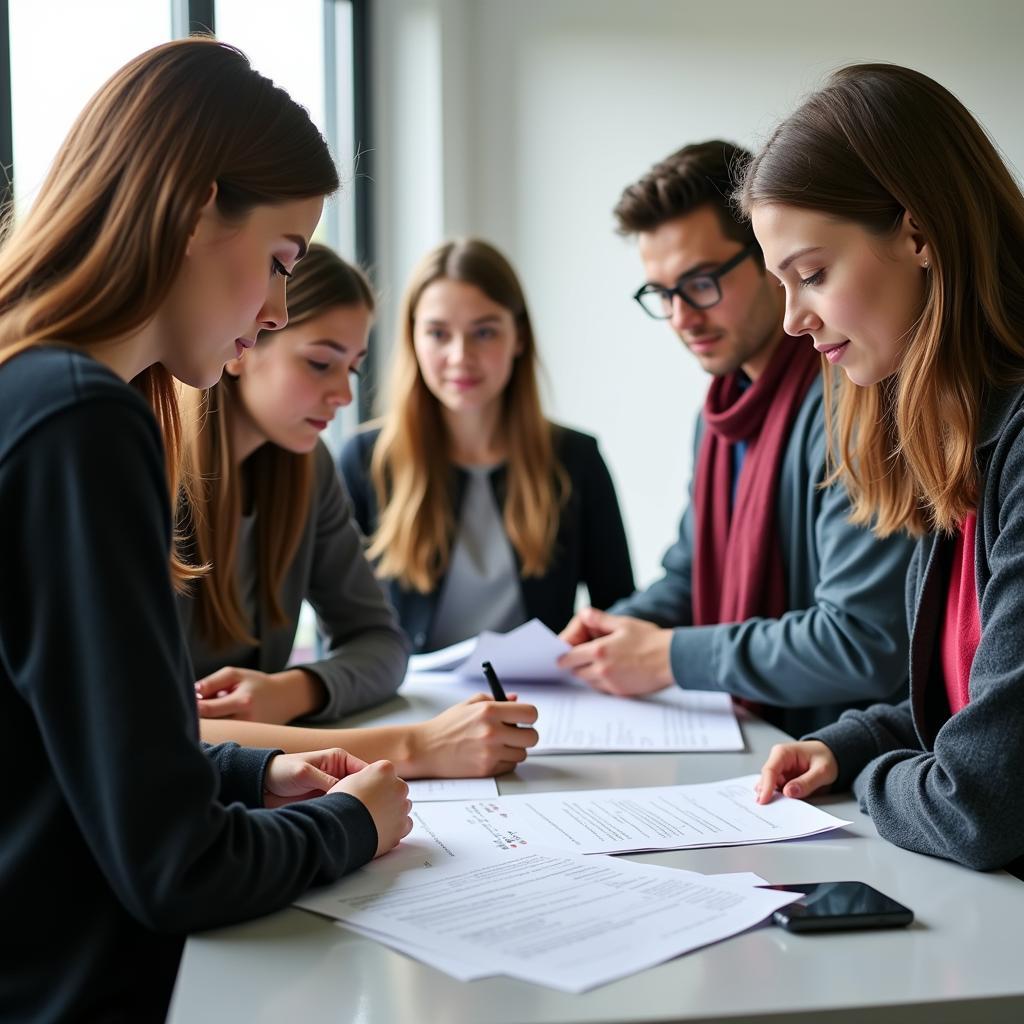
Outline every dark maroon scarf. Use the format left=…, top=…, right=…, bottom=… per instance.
left=692, top=335, right=821, bottom=626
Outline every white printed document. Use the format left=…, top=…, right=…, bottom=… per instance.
left=402, top=672, right=744, bottom=753
left=407, top=618, right=571, bottom=680
left=335, top=866, right=773, bottom=982
left=297, top=844, right=798, bottom=992
left=407, top=773, right=850, bottom=855
left=404, top=619, right=743, bottom=753
left=523, top=681, right=742, bottom=753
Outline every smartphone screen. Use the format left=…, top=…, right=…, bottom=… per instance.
left=761, top=881, right=914, bottom=932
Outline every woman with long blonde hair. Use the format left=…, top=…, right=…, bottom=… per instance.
left=744, top=64, right=1024, bottom=874
left=180, top=243, right=538, bottom=774
left=0, top=40, right=410, bottom=1021
left=340, top=238, right=634, bottom=652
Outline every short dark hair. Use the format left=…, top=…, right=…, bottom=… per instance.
left=613, top=140, right=756, bottom=252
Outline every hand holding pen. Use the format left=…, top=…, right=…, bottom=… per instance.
left=482, top=660, right=538, bottom=740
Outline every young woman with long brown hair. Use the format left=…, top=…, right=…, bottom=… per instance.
left=743, top=64, right=1024, bottom=873
left=181, top=243, right=539, bottom=775
left=340, top=238, right=635, bottom=653
left=0, top=40, right=410, bottom=1021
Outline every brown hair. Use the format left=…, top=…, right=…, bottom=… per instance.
left=740, top=63, right=1024, bottom=536
left=614, top=140, right=758, bottom=257
left=367, top=238, right=568, bottom=592
left=185, top=245, right=374, bottom=650
left=286, top=242, right=376, bottom=321
left=0, top=38, right=339, bottom=582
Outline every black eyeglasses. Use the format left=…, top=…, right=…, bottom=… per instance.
left=633, top=241, right=760, bottom=319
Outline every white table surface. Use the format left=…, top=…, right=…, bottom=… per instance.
left=169, top=690, right=1024, bottom=1024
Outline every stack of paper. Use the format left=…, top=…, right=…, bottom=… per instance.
left=297, top=842, right=800, bottom=991
left=404, top=672, right=744, bottom=753
left=294, top=773, right=846, bottom=990
left=399, top=618, right=745, bottom=757
left=404, top=619, right=744, bottom=753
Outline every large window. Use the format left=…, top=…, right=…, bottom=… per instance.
left=9, top=0, right=171, bottom=215
left=214, top=1, right=366, bottom=663
left=216, top=0, right=363, bottom=447
left=4, top=0, right=369, bottom=441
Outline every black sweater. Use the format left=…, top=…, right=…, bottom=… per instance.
left=0, top=348, right=377, bottom=1023
left=339, top=424, right=635, bottom=653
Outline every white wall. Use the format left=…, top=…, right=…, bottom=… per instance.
left=371, top=0, right=1024, bottom=587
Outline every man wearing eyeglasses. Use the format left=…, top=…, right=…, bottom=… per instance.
left=559, top=140, right=915, bottom=736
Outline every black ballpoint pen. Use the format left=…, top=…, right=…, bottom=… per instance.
left=481, top=660, right=508, bottom=702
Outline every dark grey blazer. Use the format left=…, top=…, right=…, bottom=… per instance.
left=613, top=375, right=917, bottom=737
left=179, top=441, right=409, bottom=721
left=810, top=383, right=1024, bottom=873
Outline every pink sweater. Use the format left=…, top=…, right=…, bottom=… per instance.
left=940, top=514, right=981, bottom=714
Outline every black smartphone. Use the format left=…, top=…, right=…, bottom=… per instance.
left=761, top=881, right=914, bottom=932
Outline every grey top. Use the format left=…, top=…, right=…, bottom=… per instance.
left=340, top=424, right=635, bottom=653
left=612, top=375, right=917, bottom=736
left=809, top=383, right=1024, bottom=874
left=179, top=441, right=410, bottom=722
left=237, top=513, right=258, bottom=625
left=427, top=465, right=527, bottom=650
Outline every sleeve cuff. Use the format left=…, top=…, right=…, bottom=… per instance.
left=203, top=741, right=282, bottom=808
left=290, top=661, right=337, bottom=723
left=668, top=626, right=722, bottom=691
left=804, top=713, right=883, bottom=791
left=315, top=791, right=379, bottom=870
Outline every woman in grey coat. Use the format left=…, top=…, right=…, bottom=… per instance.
left=744, top=63, right=1024, bottom=874
left=179, top=245, right=538, bottom=778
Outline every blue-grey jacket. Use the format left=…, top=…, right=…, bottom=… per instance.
left=613, top=375, right=916, bottom=737
left=809, top=383, right=1024, bottom=873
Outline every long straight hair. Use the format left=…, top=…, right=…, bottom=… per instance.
left=184, top=245, right=375, bottom=650
left=0, top=38, right=339, bottom=581
left=368, top=239, right=568, bottom=592
left=740, top=63, right=1024, bottom=536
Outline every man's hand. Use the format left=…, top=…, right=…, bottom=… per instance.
left=560, top=610, right=600, bottom=646
left=557, top=608, right=674, bottom=696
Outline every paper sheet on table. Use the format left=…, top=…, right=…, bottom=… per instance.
left=407, top=618, right=571, bottom=680
left=298, top=845, right=798, bottom=992
left=407, top=777, right=499, bottom=802
left=403, top=671, right=744, bottom=753
left=407, top=773, right=850, bottom=855
left=331, top=867, right=770, bottom=982
left=319, top=819, right=770, bottom=984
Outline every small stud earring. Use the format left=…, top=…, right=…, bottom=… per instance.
left=922, top=259, right=930, bottom=269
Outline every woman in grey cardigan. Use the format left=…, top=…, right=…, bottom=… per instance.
left=179, top=245, right=538, bottom=778
left=743, top=64, right=1024, bottom=874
